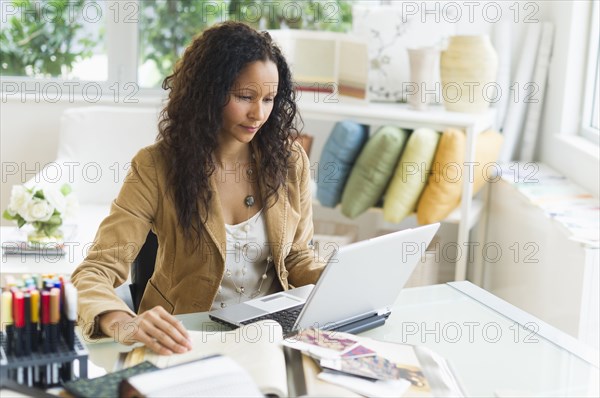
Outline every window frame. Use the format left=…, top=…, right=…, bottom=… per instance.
left=0, top=0, right=160, bottom=103
left=580, top=0, right=599, bottom=145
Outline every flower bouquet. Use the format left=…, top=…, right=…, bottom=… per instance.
left=3, top=184, right=78, bottom=247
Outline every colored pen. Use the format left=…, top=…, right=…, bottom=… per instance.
left=60, top=283, right=78, bottom=382
left=64, top=283, right=77, bottom=350
left=12, top=291, right=24, bottom=357
left=12, top=291, right=24, bottom=384
left=30, top=289, right=40, bottom=351
left=41, top=290, right=51, bottom=385
left=29, top=289, right=40, bottom=384
left=23, top=292, right=31, bottom=356
left=1, top=291, right=14, bottom=355
left=41, top=290, right=50, bottom=353
left=50, top=288, right=60, bottom=384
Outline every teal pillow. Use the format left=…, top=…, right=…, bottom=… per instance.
left=383, top=128, right=441, bottom=223
left=341, top=126, right=409, bottom=219
left=317, top=121, right=369, bottom=207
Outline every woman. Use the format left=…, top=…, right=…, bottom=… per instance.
left=71, top=21, right=323, bottom=355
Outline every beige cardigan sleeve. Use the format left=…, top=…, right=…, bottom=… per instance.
left=71, top=146, right=159, bottom=340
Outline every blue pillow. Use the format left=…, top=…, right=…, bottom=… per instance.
left=317, top=121, right=369, bottom=207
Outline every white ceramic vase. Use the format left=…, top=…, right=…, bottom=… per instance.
left=406, top=47, right=439, bottom=111
left=440, top=35, right=498, bottom=113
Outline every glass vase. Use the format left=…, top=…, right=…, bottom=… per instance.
left=27, top=227, right=64, bottom=249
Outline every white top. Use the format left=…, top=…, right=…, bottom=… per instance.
left=211, top=209, right=278, bottom=311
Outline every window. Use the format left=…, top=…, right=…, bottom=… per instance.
left=1, top=0, right=354, bottom=92
left=0, top=0, right=107, bottom=80
left=138, top=0, right=354, bottom=88
left=581, top=0, right=599, bottom=145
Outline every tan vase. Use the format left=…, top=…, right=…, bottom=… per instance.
left=440, top=35, right=498, bottom=113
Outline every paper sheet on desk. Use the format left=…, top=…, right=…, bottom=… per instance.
left=318, top=371, right=411, bottom=397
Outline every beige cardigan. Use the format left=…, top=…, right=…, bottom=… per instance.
left=71, top=141, right=323, bottom=339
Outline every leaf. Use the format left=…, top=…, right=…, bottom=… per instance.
left=60, top=184, right=72, bottom=196
left=46, top=214, right=62, bottom=225
left=2, top=209, right=15, bottom=221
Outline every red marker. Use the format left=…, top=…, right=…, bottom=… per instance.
left=12, top=291, right=24, bottom=357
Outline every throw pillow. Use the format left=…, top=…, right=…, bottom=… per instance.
left=341, top=126, right=409, bottom=219
left=383, top=128, right=441, bottom=223
left=317, top=121, right=369, bottom=207
left=416, top=129, right=503, bottom=224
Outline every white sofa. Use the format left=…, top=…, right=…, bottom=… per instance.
left=32, top=106, right=162, bottom=245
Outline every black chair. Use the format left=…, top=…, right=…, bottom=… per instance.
left=129, top=231, right=158, bottom=313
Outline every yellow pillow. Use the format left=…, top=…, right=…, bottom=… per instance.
left=383, top=128, right=440, bottom=223
left=416, top=129, right=503, bottom=225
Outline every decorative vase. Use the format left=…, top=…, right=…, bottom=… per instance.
left=27, top=228, right=64, bottom=248
left=440, top=35, right=498, bottom=113
left=406, top=47, right=439, bottom=111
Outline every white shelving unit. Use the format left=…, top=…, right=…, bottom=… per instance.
left=298, top=98, right=496, bottom=281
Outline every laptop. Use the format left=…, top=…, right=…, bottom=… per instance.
left=209, top=223, right=439, bottom=336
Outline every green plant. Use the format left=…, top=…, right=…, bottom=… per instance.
left=228, top=0, right=353, bottom=31
left=139, top=0, right=227, bottom=85
left=0, top=0, right=101, bottom=77
left=139, top=0, right=354, bottom=87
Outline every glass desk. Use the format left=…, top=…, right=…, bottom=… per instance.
left=83, top=282, right=599, bottom=397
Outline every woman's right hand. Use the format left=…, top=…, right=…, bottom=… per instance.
left=98, top=306, right=193, bottom=355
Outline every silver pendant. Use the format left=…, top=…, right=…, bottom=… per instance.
left=244, top=195, right=255, bottom=207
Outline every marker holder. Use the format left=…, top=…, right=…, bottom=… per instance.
left=0, top=331, right=88, bottom=388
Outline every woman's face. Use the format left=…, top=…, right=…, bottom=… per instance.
left=220, top=60, right=279, bottom=145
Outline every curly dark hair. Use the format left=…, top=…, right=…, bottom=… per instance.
left=157, top=21, right=299, bottom=242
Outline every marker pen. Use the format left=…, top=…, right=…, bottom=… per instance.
left=30, top=289, right=40, bottom=352
left=50, top=288, right=60, bottom=385
left=41, top=290, right=51, bottom=385
left=12, top=291, right=24, bottom=357
left=23, top=292, right=31, bottom=356
left=49, top=288, right=60, bottom=352
left=30, top=289, right=40, bottom=384
left=41, top=291, right=50, bottom=353
left=64, top=283, right=77, bottom=350
left=1, top=291, right=13, bottom=355
left=23, top=292, right=34, bottom=386
left=61, top=283, right=78, bottom=382
left=12, top=291, right=24, bottom=384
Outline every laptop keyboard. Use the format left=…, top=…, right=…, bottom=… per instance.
left=240, top=304, right=305, bottom=335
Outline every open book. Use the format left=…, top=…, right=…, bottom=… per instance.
left=123, top=320, right=287, bottom=397
left=119, top=355, right=263, bottom=397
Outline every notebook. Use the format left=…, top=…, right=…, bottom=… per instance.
left=209, top=223, right=439, bottom=336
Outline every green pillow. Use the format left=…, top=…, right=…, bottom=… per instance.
left=383, top=128, right=440, bottom=223
left=341, top=126, right=409, bottom=219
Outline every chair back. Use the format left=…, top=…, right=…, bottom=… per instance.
left=129, top=231, right=158, bottom=313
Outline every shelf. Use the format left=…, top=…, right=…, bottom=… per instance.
left=297, top=97, right=496, bottom=133
left=313, top=198, right=484, bottom=234
left=302, top=100, right=497, bottom=281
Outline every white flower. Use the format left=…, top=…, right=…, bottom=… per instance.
left=22, top=198, right=54, bottom=222
left=44, top=187, right=66, bottom=214
left=8, top=185, right=31, bottom=216
left=63, top=193, right=79, bottom=219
